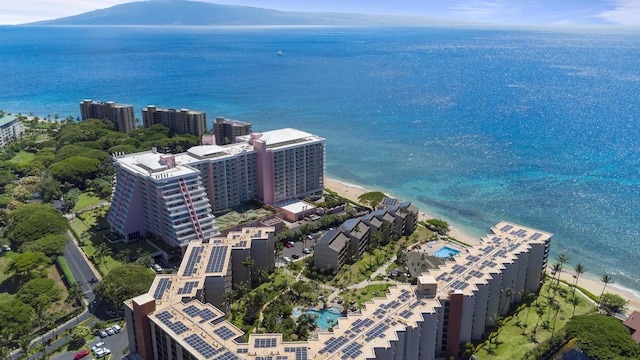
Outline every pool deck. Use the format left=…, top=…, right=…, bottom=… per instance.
left=413, top=239, right=469, bottom=257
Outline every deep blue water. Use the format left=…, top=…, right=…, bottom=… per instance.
left=1, top=25, right=639, bottom=291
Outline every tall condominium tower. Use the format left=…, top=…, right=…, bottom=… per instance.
left=108, top=127, right=325, bottom=247
left=79, top=99, right=135, bottom=133
left=213, top=117, right=252, bottom=145
left=142, top=106, right=207, bottom=137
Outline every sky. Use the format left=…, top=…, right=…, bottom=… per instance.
left=1, top=0, right=640, bottom=25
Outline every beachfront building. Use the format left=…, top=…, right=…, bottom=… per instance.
left=108, top=128, right=325, bottom=247
left=142, top=106, right=208, bottom=138
left=314, top=201, right=419, bottom=271
left=80, top=99, right=135, bottom=133
left=124, top=221, right=552, bottom=360
left=108, top=151, right=219, bottom=247
left=213, top=117, right=252, bottom=145
left=239, top=129, right=325, bottom=205
left=0, top=115, right=25, bottom=149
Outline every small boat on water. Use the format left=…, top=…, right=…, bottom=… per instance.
left=277, top=49, right=283, bottom=56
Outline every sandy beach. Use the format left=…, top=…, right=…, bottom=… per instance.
left=325, top=177, right=640, bottom=314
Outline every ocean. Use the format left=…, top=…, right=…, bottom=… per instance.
left=1, top=25, right=639, bottom=291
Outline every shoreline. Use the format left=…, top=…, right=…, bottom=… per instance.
left=324, top=177, right=640, bottom=314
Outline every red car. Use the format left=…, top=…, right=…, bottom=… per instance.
left=74, top=349, right=90, bottom=360
left=284, top=243, right=292, bottom=248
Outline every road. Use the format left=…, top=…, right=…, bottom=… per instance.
left=63, top=232, right=99, bottom=303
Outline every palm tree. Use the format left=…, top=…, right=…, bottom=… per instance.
left=556, top=253, right=569, bottom=285
left=32, top=307, right=52, bottom=359
left=94, top=243, right=113, bottom=271
left=572, top=263, right=586, bottom=315
left=550, top=263, right=562, bottom=290
left=241, top=256, right=255, bottom=283
left=599, top=274, right=612, bottom=308
left=487, top=313, right=503, bottom=348
left=17, top=335, right=32, bottom=359
left=66, top=282, right=85, bottom=307
left=532, top=303, right=545, bottom=334
left=500, top=287, right=514, bottom=314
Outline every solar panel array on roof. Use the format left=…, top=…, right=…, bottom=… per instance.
left=500, top=224, right=513, bottom=232
left=237, top=348, right=248, bottom=354
left=319, top=336, right=348, bottom=354
left=184, top=333, right=219, bottom=359
left=213, top=351, right=238, bottom=360
left=232, top=240, right=247, bottom=248
left=183, top=246, right=203, bottom=276
left=206, top=246, right=229, bottom=273
left=285, top=347, right=308, bottom=360
left=530, top=232, right=542, bottom=240
left=451, top=280, right=468, bottom=291
left=341, top=342, right=363, bottom=359
left=182, top=304, right=218, bottom=323
left=255, top=357, right=272, bottom=360
left=399, top=309, right=413, bottom=319
left=276, top=356, right=288, bottom=360
left=214, top=325, right=236, bottom=340
left=156, top=311, right=189, bottom=335
left=153, top=278, right=172, bottom=299
left=365, top=323, right=389, bottom=342
left=178, top=281, right=199, bottom=295
left=254, top=338, right=277, bottom=348
left=351, top=318, right=374, bottom=332
left=510, top=228, right=527, bottom=237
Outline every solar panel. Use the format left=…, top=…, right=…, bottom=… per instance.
left=254, top=338, right=277, bottom=348
left=206, top=246, right=228, bottom=273
left=184, top=333, right=218, bottom=359
left=320, top=336, right=348, bottom=354
left=285, top=347, right=308, bottom=360
left=214, top=325, right=236, bottom=340
left=237, top=349, right=248, bottom=354
left=233, top=240, right=247, bottom=248
left=183, top=246, right=203, bottom=276
left=255, top=357, right=272, bottom=360
left=156, top=311, right=189, bottom=335
left=399, top=310, right=413, bottom=318
left=178, top=281, right=199, bottom=295
left=531, top=233, right=542, bottom=240
left=365, top=323, right=389, bottom=341
left=153, top=278, right=172, bottom=299
left=213, top=351, right=239, bottom=360
left=341, top=342, right=363, bottom=359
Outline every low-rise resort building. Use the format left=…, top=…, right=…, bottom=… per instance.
left=125, top=221, right=552, bottom=360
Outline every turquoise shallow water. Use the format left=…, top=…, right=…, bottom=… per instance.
left=1, top=25, right=639, bottom=291
left=305, top=308, right=344, bottom=330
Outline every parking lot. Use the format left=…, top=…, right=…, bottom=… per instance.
left=52, top=323, right=129, bottom=360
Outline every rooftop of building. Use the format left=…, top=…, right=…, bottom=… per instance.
left=0, top=115, right=19, bottom=127
left=137, top=221, right=551, bottom=360
left=238, top=128, right=325, bottom=150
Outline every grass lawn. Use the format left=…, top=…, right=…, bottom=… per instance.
left=475, top=281, right=596, bottom=359
left=73, top=192, right=103, bottom=212
left=340, top=283, right=394, bottom=309
left=9, top=150, right=35, bottom=166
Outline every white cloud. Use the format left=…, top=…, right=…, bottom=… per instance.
left=597, top=0, right=640, bottom=24
left=447, top=1, right=514, bottom=21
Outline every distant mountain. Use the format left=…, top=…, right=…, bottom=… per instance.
left=28, top=0, right=466, bottom=26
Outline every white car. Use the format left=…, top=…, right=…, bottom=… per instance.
left=282, top=257, right=292, bottom=263
left=152, top=263, right=163, bottom=272
left=111, top=324, right=122, bottom=333
left=106, top=327, right=115, bottom=336
left=94, top=347, right=111, bottom=358
left=91, top=341, right=105, bottom=353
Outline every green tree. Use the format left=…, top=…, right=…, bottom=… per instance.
left=22, top=234, right=68, bottom=258
left=572, top=263, right=586, bottom=315
left=70, top=326, right=92, bottom=345
left=4, top=251, right=51, bottom=277
left=555, top=252, right=569, bottom=286
left=0, top=299, right=33, bottom=337
left=34, top=171, right=61, bottom=203
left=93, top=264, right=155, bottom=312
left=17, top=278, right=62, bottom=309
left=357, top=191, right=385, bottom=209
left=599, top=293, right=628, bottom=315
left=426, top=218, right=450, bottom=235
left=49, top=156, right=100, bottom=188
left=4, top=203, right=68, bottom=249
left=566, top=314, right=640, bottom=359
left=66, top=282, right=85, bottom=307
left=17, top=335, right=32, bottom=360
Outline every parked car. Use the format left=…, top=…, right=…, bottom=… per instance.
left=91, top=341, right=105, bottom=353
left=111, top=324, right=122, bottom=333
left=94, top=347, right=111, bottom=358
left=152, top=263, right=163, bottom=272
left=98, top=330, right=108, bottom=338
left=74, top=349, right=90, bottom=360
left=106, top=327, right=115, bottom=336
left=284, top=243, right=292, bottom=248
left=1, top=245, right=10, bottom=252
left=291, top=254, right=300, bottom=259
left=282, top=257, right=292, bottom=263
left=302, top=248, right=311, bottom=254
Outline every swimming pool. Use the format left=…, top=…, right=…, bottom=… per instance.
left=432, top=246, right=461, bottom=258
left=304, top=307, right=344, bottom=330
